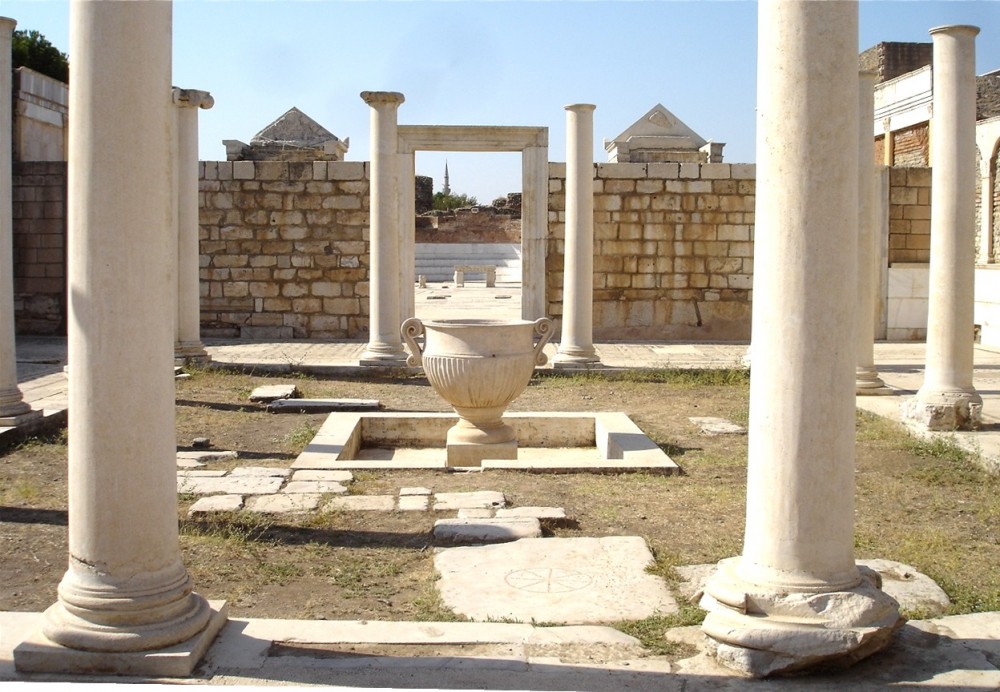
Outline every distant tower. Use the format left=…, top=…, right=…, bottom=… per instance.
left=443, top=160, right=451, bottom=196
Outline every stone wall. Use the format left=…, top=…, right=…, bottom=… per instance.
left=13, top=68, right=68, bottom=162
left=198, top=160, right=370, bottom=339
left=891, top=123, right=930, bottom=167
left=888, top=167, right=931, bottom=264
left=547, top=162, right=755, bottom=341
left=12, top=161, right=66, bottom=334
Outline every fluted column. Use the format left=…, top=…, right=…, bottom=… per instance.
left=360, top=91, right=407, bottom=365
left=700, top=0, right=900, bottom=677
left=0, top=17, right=40, bottom=426
left=554, top=104, right=600, bottom=367
left=173, top=88, right=213, bottom=364
left=15, top=1, right=224, bottom=676
left=903, top=25, right=983, bottom=430
left=856, top=72, right=891, bottom=394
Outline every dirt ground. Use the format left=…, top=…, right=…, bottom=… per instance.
left=2, top=367, right=998, bottom=639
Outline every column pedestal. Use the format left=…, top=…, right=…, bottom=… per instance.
left=14, top=1, right=223, bottom=676
left=554, top=104, right=600, bottom=368
left=699, top=0, right=900, bottom=677
left=173, top=88, right=213, bottom=365
left=360, top=91, right=407, bottom=366
left=903, top=25, right=982, bottom=430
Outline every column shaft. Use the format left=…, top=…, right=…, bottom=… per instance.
left=701, top=0, right=900, bottom=677
left=360, top=91, right=406, bottom=365
left=399, top=150, right=416, bottom=321
left=857, top=72, right=890, bottom=394
left=0, top=17, right=37, bottom=422
left=174, top=89, right=213, bottom=363
left=40, top=0, right=211, bottom=653
left=521, top=146, right=548, bottom=320
left=905, top=25, right=982, bottom=430
left=554, top=104, right=599, bottom=366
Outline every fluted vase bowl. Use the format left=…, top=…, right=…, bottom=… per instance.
left=401, top=317, right=553, bottom=446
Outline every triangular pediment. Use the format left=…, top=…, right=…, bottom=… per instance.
left=610, top=103, right=707, bottom=149
left=251, top=107, right=340, bottom=148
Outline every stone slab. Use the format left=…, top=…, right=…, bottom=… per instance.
left=433, top=518, right=542, bottom=545
left=688, top=416, right=747, bottom=435
left=446, top=439, right=517, bottom=468
left=249, top=384, right=300, bottom=403
left=12, top=602, right=228, bottom=677
left=433, top=491, right=507, bottom=511
left=291, top=470, right=354, bottom=483
left=397, top=495, right=429, bottom=512
left=177, top=476, right=284, bottom=496
left=399, top=486, right=432, bottom=496
left=282, top=480, right=348, bottom=494
left=188, top=494, right=244, bottom=516
left=176, top=470, right=228, bottom=477
left=457, top=508, right=494, bottom=519
left=268, top=398, right=379, bottom=413
left=495, top=506, right=567, bottom=522
left=246, top=493, right=321, bottom=514
left=177, top=450, right=238, bottom=465
left=325, top=495, right=396, bottom=512
left=229, top=466, right=292, bottom=477
left=435, top=536, right=677, bottom=624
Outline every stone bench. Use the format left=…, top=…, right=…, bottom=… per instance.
left=454, top=265, right=496, bottom=288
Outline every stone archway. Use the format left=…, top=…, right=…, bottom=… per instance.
left=397, top=126, right=549, bottom=321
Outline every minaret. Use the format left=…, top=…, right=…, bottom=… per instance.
left=443, top=160, right=451, bottom=196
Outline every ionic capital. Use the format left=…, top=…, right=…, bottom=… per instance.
left=172, top=87, right=215, bottom=110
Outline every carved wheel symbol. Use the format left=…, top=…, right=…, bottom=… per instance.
left=504, top=568, right=592, bottom=593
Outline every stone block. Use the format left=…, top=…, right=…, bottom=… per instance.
left=647, top=162, right=680, bottom=179
left=187, top=494, right=244, bottom=516
left=701, top=163, right=731, bottom=179
left=177, top=475, right=284, bottom=495
left=433, top=517, right=542, bottom=545
left=282, top=480, right=348, bottom=494
left=325, top=495, right=396, bottom=512
left=597, top=163, right=646, bottom=179
left=291, top=470, right=354, bottom=483
left=433, top=491, right=507, bottom=511
left=229, top=466, right=292, bottom=477
left=327, top=161, right=367, bottom=180
left=246, top=493, right=321, bottom=514
left=397, top=495, right=429, bottom=512
left=233, top=161, right=255, bottom=180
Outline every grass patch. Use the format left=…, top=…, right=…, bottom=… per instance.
left=284, top=421, right=318, bottom=453
left=614, top=607, right=705, bottom=657
left=537, top=368, right=749, bottom=388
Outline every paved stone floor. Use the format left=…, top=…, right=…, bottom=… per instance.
left=5, top=319, right=1000, bottom=685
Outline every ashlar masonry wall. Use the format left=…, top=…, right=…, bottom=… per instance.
left=547, top=162, right=756, bottom=341
left=199, top=160, right=370, bottom=339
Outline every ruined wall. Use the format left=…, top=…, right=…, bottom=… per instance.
left=416, top=208, right=521, bottom=244
left=198, top=160, right=370, bottom=339
left=888, top=167, right=931, bottom=264
left=12, top=162, right=66, bottom=334
left=547, top=162, right=755, bottom=341
left=891, top=124, right=930, bottom=167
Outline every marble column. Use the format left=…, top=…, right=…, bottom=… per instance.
left=521, top=145, right=549, bottom=320
left=15, top=1, right=224, bottom=676
left=173, top=88, right=214, bottom=364
left=903, top=25, right=983, bottom=430
left=856, top=72, right=891, bottom=395
left=399, top=149, right=416, bottom=322
left=554, top=104, right=600, bottom=367
left=700, top=0, right=901, bottom=678
left=360, top=91, right=407, bottom=365
left=0, top=17, right=41, bottom=426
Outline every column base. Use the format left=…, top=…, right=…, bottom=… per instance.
left=14, top=601, right=228, bottom=677
left=359, top=343, right=408, bottom=367
left=552, top=344, right=600, bottom=369
left=901, top=388, right=983, bottom=431
left=699, top=557, right=902, bottom=678
left=856, top=367, right=893, bottom=396
left=0, top=407, right=43, bottom=427
left=174, top=341, right=211, bottom=366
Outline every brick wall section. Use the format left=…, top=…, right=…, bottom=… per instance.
left=892, top=124, right=929, bottom=167
left=547, top=162, right=755, bottom=341
left=198, top=160, right=370, bottom=339
left=888, top=167, right=931, bottom=263
left=12, top=161, right=66, bottom=334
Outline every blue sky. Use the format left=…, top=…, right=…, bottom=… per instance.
left=6, top=1, right=1000, bottom=202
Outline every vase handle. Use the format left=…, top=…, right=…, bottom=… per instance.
left=532, top=317, right=553, bottom=366
left=400, top=317, right=424, bottom=367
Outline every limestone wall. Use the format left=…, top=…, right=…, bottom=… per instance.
left=198, top=160, right=370, bottom=339
left=12, top=161, right=66, bottom=334
left=547, top=162, right=756, bottom=341
left=888, top=167, right=931, bottom=263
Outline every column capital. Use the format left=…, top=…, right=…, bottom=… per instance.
left=929, top=24, right=980, bottom=38
left=564, top=103, right=596, bottom=113
left=0, top=16, right=16, bottom=34
left=172, top=87, right=214, bottom=110
left=361, top=91, right=405, bottom=107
